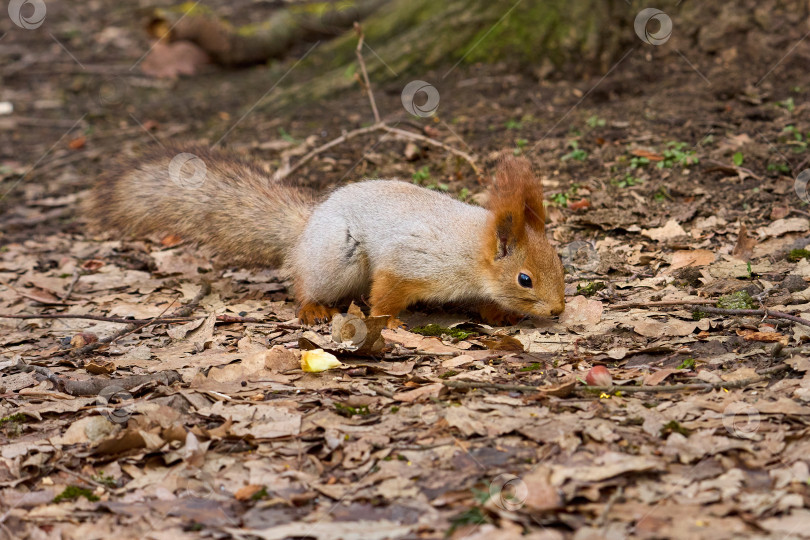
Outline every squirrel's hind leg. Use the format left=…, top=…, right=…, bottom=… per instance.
left=369, top=270, right=431, bottom=329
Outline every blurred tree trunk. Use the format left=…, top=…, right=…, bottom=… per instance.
left=152, top=0, right=810, bottom=104
left=152, top=0, right=632, bottom=73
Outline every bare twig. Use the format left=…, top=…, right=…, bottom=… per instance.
left=71, top=282, right=212, bottom=357
left=443, top=380, right=541, bottom=392
left=379, top=124, right=481, bottom=176
left=15, top=359, right=61, bottom=387
left=61, top=269, right=83, bottom=302
left=444, top=364, right=791, bottom=396
left=61, top=370, right=182, bottom=396
left=686, top=305, right=810, bottom=329
left=272, top=28, right=481, bottom=181
left=273, top=124, right=381, bottom=181
left=0, top=312, right=263, bottom=325
left=368, top=383, right=394, bottom=398
left=0, top=313, right=192, bottom=324
left=109, top=295, right=182, bottom=345
left=54, top=464, right=107, bottom=489
left=610, top=299, right=716, bottom=310
left=354, top=23, right=380, bottom=124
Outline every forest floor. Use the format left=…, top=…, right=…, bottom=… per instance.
left=3, top=1, right=810, bottom=539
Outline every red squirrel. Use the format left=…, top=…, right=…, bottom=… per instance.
left=88, top=146, right=565, bottom=326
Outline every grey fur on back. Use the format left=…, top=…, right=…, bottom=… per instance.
left=292, top=180, right=490, bottom=304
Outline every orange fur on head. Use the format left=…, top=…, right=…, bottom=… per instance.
left=480, top=155, right=565, bottom=319
left=487, top=156, right=546, bottom=259
left=489, top=155, right=546, bottom=233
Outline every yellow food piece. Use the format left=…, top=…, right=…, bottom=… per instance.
left=300, top=349, right=343, bottom=373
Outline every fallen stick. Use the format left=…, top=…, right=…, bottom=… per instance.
left=354, top=23, right=380, bottom=124
left=71, top=282, right=211, bottom=357
left=610, top=299, right=716, bottom=310
left=686, top=305, right=810, bottom=329
left=273, top=25, right=481, bottom=181
left=60, top=371, right=182, bottom=396
left=443, top=364, right=791, bottom=396
left=61, top=269, right=83, bottom=302
left=0, top=312, right=264, bottom=325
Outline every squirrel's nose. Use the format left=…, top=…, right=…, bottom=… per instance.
left=551, top=301, right=565, bottom=316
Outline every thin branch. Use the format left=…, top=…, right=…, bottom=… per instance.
left=443, top=364, right=791, bottom=396
left=686, top=305, right=810, bottom=329
left=15, top=359, right=61, bottom=387
left=54, top=464, right=107, bottom=489
left=368, top=383, right=394, bottom=398
left=71, top=282, right=212, bottom=357
left=272, top=28, right=481, bottom=181
left=0, top=313, right=195, bottom=324
left=0, top=312, right=263, bottom=325
left=354, top=23, right=380, bottom=124
left=109, top=294, right=182, bottom=345
left=61, top=269, right=83, bottom=302
left=379, top=124, right=481, bottom=177
left=272, top=124, right=381, bottom=181
left=610, top=299, right=716, bottom=310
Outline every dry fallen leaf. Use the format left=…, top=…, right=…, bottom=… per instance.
left=670, top=249, right=715, bottom=270
left=736, top=328, right=789, bottom=345
left=559, top=295, right=603, bottom=327
left=642, top=220, right=687, bottom=241
left=633, top=318, right=698, bottom=338
left=731, top=224, right=757, bottom=260
left=757, top=217, right=810, bottom=238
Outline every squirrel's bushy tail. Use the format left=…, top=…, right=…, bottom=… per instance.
left=87, top=145, right=313, bottom=267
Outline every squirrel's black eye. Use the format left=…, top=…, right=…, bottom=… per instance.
left=518, top=273, right=532, bottom=288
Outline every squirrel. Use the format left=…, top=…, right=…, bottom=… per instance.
left=87, top=146, right=565, bottom=327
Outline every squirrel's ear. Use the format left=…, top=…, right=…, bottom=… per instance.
left=493, top=212, right=518, bottom=259
left=488, top=156, right=546, bottom=238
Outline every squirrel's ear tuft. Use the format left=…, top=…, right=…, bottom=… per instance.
left=488, top=156, right=546, bottom=234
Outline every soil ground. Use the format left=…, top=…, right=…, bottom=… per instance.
left=2, top=1, right=810, bottom=539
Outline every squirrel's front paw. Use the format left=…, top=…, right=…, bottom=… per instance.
left=297, top=303, right=340, bottom=325
left=478, top=304, right=525, bottom=326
